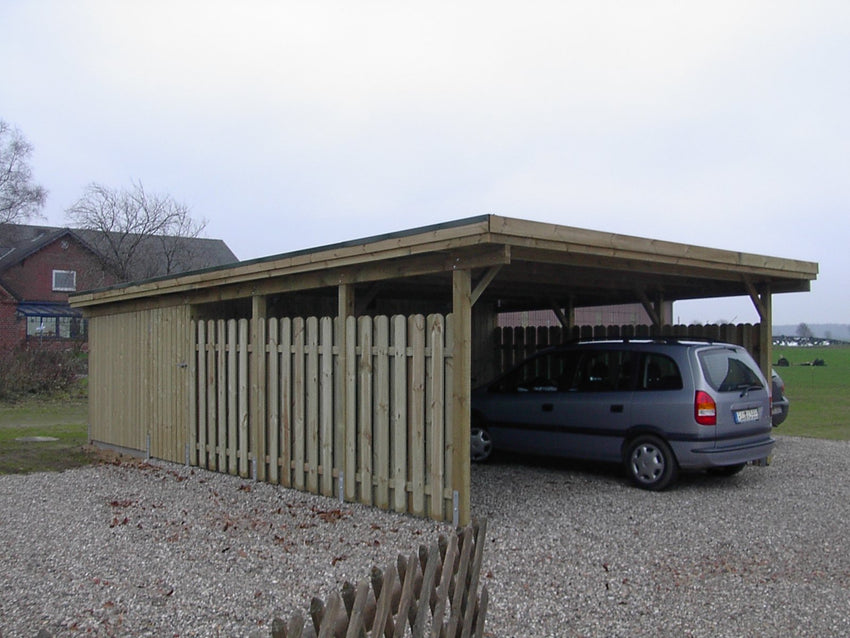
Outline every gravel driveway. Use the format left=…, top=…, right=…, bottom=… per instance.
left=1, top=435, right=849, bottom=637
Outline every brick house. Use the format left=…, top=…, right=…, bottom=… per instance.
left=0, top=223, right=237, bottom=351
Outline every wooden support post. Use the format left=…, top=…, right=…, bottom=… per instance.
left=452, top=269, right=472, bottom=526
left=251, top=295, right=267, bottom=481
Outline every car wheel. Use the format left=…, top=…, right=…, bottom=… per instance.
left=624, top=435, right=678, bottom=490
left=470, top=423, right=493, bottom=463
left=707, top=463, right=746, bottom=477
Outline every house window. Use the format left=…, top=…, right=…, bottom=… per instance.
left=52, top=270, right=77, bottom=292
left=26, top=316, right=87, bottom=340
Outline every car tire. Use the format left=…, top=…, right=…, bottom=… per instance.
left=624, top=435, right=678, bottom=491
left=707, top=463, right=746, bottom=477
left=470, top=423, right=494, bottom=463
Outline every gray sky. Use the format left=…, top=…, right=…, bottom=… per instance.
left=2, top=1, right=847, bottom=325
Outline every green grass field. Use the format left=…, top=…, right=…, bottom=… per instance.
left=0, top=398, right=91, bottom=474
left=772, top=345, right=850, bottom=440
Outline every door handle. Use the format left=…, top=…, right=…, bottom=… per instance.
left=610, top=404, right=624, bottom=413
left=542, top=403, right=554, bottom=412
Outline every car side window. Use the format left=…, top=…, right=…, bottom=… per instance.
left=492, top=350, right=579, bottom=393
left=640, top=353, right=683, bottom=391
left=573, top=350, right=637, bottom=392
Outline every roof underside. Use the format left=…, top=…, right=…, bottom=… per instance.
left=70, top=215, right=818, bottom=314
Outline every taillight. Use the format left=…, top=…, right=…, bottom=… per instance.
left=695, top=390, right=716, bottom=425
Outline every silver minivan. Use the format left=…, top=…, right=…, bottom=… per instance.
left=470, top=339, right=774, bottom=490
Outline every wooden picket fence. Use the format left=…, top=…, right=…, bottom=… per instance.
left=270, top=520, right=488, bottom=638
left=190, top=314, right=456, bottom=522
left=495, top=322, right=762, bottom=373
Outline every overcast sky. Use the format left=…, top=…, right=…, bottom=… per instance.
left=2, top=1, right=847, bottom=326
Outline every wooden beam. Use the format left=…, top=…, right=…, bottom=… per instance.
left=743, top=276, right=768, bottom=321
left=547, top=297, right=570, bottom=328
left=471, top=264, right=504, bottom=306
left=636, top=287, right=661, bottom=327
left=355, top=283, right=381, bottom=316
left=452, top=269, right=472, bottom=526
left=744, top=278, right=773, bottom=379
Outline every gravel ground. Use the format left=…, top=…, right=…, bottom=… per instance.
left=1, top=435, right=849, bottom=637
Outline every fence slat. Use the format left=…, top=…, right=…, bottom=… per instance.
left=391, top=315, right=408, bottom=513
left=188, top=320, right=198, bottom=466
left=374, top=316, right=390, bottom=510
left=293, top=317, right=306, bottom=491
left=205, top=320, right=216, bottom=470
left=268, top=318, right=280, bottom=485
left=320, top=316, right=334, bottom=497
left=358, top=316, right=374, bottom=505
left=427, top=314, right=445, bottom=521
left=216, top=319, right=227, bottom=472
left=345, top=316, right=357, bottom=501
left=238, top=318, right=250, bottom=477
left=306, top=316, right=319, bottom=494
left=227, top=319, right=238, bottom=475
left=409, top=314, right=426, bottom=517
left=280, top=318, right=292, bottom=487
left=196, top=320, right=207, bottom=469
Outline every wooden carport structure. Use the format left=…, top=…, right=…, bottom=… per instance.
left=71, top=215, right=818, bottom=524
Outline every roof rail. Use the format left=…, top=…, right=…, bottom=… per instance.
left=566, top=335, right=719, bottom=345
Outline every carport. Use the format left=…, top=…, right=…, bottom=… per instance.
left=71, top=215, right=818, bottom=524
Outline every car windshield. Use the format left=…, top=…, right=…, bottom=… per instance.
left=699, top=348, right=764, bottom=392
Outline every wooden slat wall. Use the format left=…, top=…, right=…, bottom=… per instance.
left=495, top=322, right=763, bottom=374
left=89, top=306, right=190, bottom=462
left=190, top=313, right=456, bottom=522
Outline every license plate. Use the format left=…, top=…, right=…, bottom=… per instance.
left=734, top=408, right=760, bottom=424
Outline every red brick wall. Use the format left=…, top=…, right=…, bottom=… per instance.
left=0, top=290, right=24, bottom=351
left=1, top=236, right=115, bottom=302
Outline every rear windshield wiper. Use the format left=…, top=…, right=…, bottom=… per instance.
left=737, top=384, right=763, bottom=398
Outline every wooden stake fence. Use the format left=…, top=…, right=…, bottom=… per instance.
left=191, top=314, right=456, bottom=522
left=495, top=322, right=762, bottom=374
left=271, top=520, right=488, bottom=638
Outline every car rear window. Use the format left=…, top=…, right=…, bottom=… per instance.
left=699, top=348, right=764, bottom=392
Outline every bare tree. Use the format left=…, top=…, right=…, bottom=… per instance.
left=796, top=323, right=813, bottom=339
left=66, top=180, right=207, bottom=282
left=0, top=120, right=47, bottom=224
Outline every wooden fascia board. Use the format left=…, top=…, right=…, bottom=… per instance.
left=488, top=215, right=818, bottom=281
left=96, top=244, right=512, bottom=309
left=71, top=228, right=498, bottom=308
left=507, top=243, right=816, bottom=285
